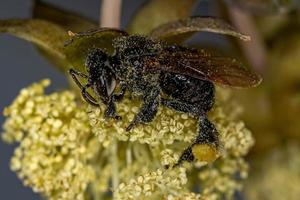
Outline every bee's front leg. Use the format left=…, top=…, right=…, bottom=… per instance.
left=69, top=68, right=99, bottom=106
left=103, top=83, right=126, bottom=120
left=112, top=83, right=126, bottom=102
left=126, top=88, right=160, bottom=131
left=104, top=98, right=122, bottom=120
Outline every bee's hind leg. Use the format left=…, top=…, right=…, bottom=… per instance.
left=175, top=115, right=219, bottom=166
left=194, top=115, right=219, bottom=146
left=161, top=98, right=203, bottom=115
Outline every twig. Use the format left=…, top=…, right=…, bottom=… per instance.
left=228, top=5, right=267, bottom=75
left=100, top=0, right=122, bottom=28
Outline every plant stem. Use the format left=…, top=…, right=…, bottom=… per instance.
left=100, top=0, right=122, bottom=28
left=111, top=139, right=119, bottom=198
left=228, top=5, right=267, bottom=75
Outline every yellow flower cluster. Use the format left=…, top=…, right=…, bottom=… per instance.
left=87, top=97, right=197, bottom=147
left=214, top=113, right=254, bottom=157
left=2, top=80, right=98, bottom=200
left=2, top=80, right=255, bottom=200
left=116, top=167, right=187, bottom=199
left=198, top=158, right=249, bottom=200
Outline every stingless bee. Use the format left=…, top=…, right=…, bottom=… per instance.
left=67, top=24, right=261, bottom=165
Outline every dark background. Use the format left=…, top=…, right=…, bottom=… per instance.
left=0, top=0, right=214, bottom=199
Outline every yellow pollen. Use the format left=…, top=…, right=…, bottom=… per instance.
left=192, top=144, right=219, bottom=163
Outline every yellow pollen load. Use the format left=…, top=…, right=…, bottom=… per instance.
left=192, top=144, right=219, bottom=163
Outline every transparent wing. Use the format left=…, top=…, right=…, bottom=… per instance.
left=143, top=46, right=262, bottom=88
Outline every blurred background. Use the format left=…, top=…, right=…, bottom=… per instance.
left=1, top=0, right=300, bottom=199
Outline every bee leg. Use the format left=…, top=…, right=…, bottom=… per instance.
left=161, top=98, right=203, bottom=115
left=194, top=115, right=219, bottom=146
left=174, top=146, right=195, bottom=167
left=69, top=69, right=100, bottom=106
left=175, top=115, right=219, bottom=166
left=69, top=68, right=89, bottom=79
left=104, top=84, right=126, bottom=120
left=112, top=83, right=126, bottom=102
left=104, top=98, right=121, bottom=120
left=81, top=86, right=99, bottom=107
left=126, top=88, right=160, bottom=131
left=69, top=68, right=88, bottom=91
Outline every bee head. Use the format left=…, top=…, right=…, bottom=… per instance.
left=85, top=48, right=117, bottom=104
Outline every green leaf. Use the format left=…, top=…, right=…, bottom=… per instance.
left=150, top=16, right=251, bottom=44
left=0, top=19, right=68, bottom=72
left=31, top=1, right=98, bottom=72
left=127, top=0, right=195, bottom=35
left=64, top=28, right=128, bottom=71
left=33, top=0, right=97, bottom=32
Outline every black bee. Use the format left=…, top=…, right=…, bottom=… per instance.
left=67, top=28, right=261, bottom=165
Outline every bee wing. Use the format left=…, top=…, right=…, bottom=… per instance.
left=143, top=47, right=262, bottom=88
